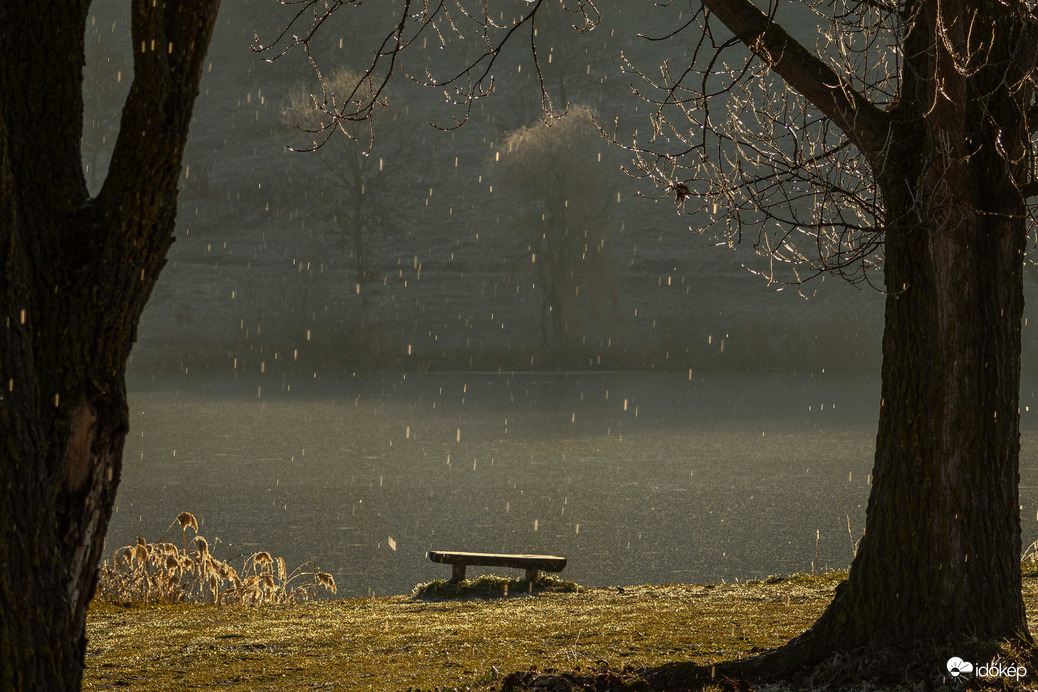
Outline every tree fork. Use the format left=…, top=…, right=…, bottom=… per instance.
left=1, top=2, right=220, bottom=688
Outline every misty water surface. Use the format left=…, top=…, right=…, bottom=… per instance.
left=104, top=370, right=1038, bottom=599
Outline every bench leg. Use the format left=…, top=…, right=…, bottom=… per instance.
left=525, top=567, right=539, bottom=582
left=451, top=563, right=466, bottom=582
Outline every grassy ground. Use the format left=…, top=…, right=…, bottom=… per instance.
left=84, top=572, right=1038, bottom=691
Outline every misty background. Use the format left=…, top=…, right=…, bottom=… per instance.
left=85, top=1, right=1038, bottom=596
left=85, top=1, right=893, bottom=378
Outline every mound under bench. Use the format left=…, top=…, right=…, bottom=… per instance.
left=427, top=550, right=567, bottom=582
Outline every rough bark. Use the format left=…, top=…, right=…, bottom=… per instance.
left=0, top=2, right=220, bottom=689
left=650, top=0, right=1036, bottom=682
left=799, top=0, right=1034, bottom=652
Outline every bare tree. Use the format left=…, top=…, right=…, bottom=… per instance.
left=281, top=67, right=422, bottom=318
left=1, top=2, right=221, bottom=688
left=258, top=0, right=1038, bottom=685
left=496, top=105, right=619, bottom=351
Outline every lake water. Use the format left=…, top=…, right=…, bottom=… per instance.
left=108, top=371, right=1038, bottom=597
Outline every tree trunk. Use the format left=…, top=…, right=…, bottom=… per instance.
left=789, top=1, right=1035, bottom=656
left=0, top=3, right=220, bottom=688
left=653, top=145, right=1033, bottom=688
left=785, top=126, right=1032, bottom=658
left=353, top=202, right=368, bottom=318
left=649, top=2, right=1035, bottom=686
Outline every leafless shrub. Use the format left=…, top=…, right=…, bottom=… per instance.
left=96, top=512, right=336, bottom=605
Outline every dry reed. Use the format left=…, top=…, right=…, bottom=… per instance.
left=95, top=511, right=336, bottom=605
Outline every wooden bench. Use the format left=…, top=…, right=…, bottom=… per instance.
left=427, top=550, right=567, bottom=582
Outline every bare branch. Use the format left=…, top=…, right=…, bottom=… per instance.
left=699, top=0, right=891, bottom=164
left=256, top=1, right=601, bottom=132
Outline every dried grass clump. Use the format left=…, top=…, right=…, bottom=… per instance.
left=96, top=512, right=336, bottom=605
left=1022, top=538, right=1038, bottom=574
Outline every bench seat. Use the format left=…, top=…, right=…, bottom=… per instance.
left=427, top=550, right=567, bottom=582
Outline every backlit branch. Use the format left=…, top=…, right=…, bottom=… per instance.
left=255, top=0, right=601, bottom=134
left=258, top=0, right=971, bottom=287
left=699, top=0, right=891, bottom=164
left=606, top=0, right=898, bottom=286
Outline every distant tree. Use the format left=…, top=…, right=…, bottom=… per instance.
left=0, top=2, right=220, bottom=688
left=496, top=105, right=619, bottom=350
left=491, top=1, right=604, bottom=132
left=280, top=68, right=422, bottom=318
left=261, top=0, right=1038, bottom=686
